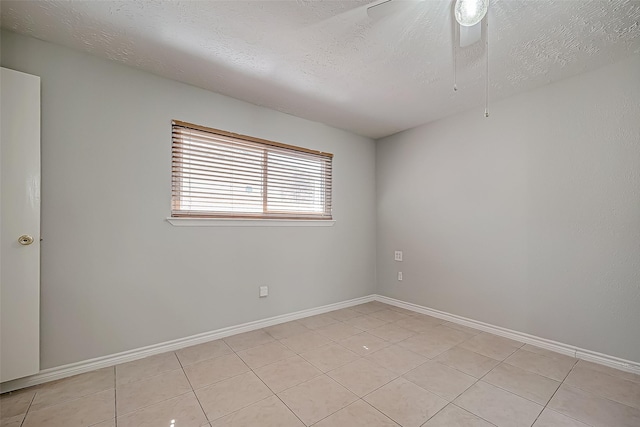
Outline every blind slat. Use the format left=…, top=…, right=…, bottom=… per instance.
left=172, top=121, right=333, bottom=219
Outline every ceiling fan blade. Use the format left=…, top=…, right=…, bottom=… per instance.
left=459, top=22, right=481, bottom=47
left=367, top=0, right=414, bottom=20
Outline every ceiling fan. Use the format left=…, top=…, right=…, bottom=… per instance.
left=367, top=0, right=491, bottom=117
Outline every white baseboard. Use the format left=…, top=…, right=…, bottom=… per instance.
left=374, top=294, right=640, bottom=376
left=3, top=293, right=638, bottom=393
left=0, top=295, right=374, bottom=393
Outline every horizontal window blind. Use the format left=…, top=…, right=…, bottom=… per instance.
left=172, top=120, right=333, bottom=220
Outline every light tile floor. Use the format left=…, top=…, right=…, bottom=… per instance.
left=2, top=301, right=639, bottom=427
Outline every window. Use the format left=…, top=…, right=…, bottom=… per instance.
left=171, top=120, right=333, bottom=220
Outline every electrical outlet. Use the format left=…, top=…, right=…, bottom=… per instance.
left=394, top=251, right=403, bottom=261
left=259, top=286, right=269, bottom=297
left=397, top=272, right=403, bottom=281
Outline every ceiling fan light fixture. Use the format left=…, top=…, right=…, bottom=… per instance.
left=454, top=0, right=488, bottom=27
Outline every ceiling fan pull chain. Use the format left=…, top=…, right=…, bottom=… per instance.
left=453, top=17, right=459, bottom=92
left=484, top=12, right=489, bottom=118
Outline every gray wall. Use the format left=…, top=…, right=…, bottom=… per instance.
left=377, top=55, right=640, bottom=363
left=1, top=31, right=377, bottom=369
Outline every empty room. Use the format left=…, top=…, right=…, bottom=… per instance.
left=1, top=1, right=639, bottom=426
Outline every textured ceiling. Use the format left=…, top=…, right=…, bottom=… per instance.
left=2, top=0, right=639, bottom=138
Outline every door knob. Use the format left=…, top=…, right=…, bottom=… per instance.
left=18, top=235, right=34, bottom=245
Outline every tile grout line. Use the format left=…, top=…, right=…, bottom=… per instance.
left=241, top=344, right=308, bottom=427
left=18, top=389, right=37, bottom=427
left=448, top=402, right=500, bottom=427
left=546, top=360, right=640, bottom=426
left=197, top=335, right=305, bottom=425
left=113, top=365, right=118, bottom=427
left=244, top=310, right=392, bottom=426
left=176, top=349, right=221, bottom=426
left=404, top=336, right=551, bottom=426
left=360, top=399, right=403, bottom=427
left=435, top=347, right=511, bottom=426
left=457, top=342, right=554, bottom=426
left=532, top=354, right=581, bottom=426
left=565, top=361, right=640, bottom=408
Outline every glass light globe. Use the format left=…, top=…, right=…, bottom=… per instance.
left=454, top=0, right=489, bottom=27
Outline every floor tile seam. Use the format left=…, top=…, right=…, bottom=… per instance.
left=255, top=368, right=325, bottom=396
left=481, top=358, right=563, bottom=406
left=116, top=364, right=187, bottom=389
left=360, top=399, right=403, bottom=427
left=571, top=362, right=640, bottom=388
left=329, top=366, right=400, bottom=399
left=575, top=361, right=640, bottom=385
left=176, top=348, right=236, bottom=368
left=88, top=418, right=117, bottom=427
left=206, top=393, right=277, bottom=425
left=361, top=353, right=418, bottom=376
left=113, top=365, right=117, bottom=426
left=292, top=393, right=358, bottom=426
left=448, top=402, right=500, bottom=427
left=477, top=374, right=555, bottom=407
left=116, top=389, right=194, bottom=419
left=454, top=356, right=551, bottom=419
left=523, top=346, right=580, bottom=365
left=13, top=389, right=36, bottom=427
left=7, top=412, right=25, bottom=427
left=205, top=392, right=277, bottom=425
left=308, top=398, right=401, bottom=427
left=420, top=354, right=489, bottom=382
left=223, top=339, right=277, bottom=354
left=113, top=380, right=118, bottom=426
left=24, top=386, right=116, bottom=416
left=250, top=350, right=327, bottom=394
left=400, top=371, right=477, bottom=403
left=557, top=381, right=640, bottom=412
left=295, top=350, right=351, bottom=374
left=415, top=401, right=468, bottom=427
left=359, top=394, right=404, bottom=427
left=537, top=407, right=598, bottom=427
left=501, top=359, right=568, bottom=382
left=446, top=342, right=509, bottom=367
left=263, top=325, right=311, bottom=341
left=115, top=353, right=180, bottom=385
left=176, top=349, right=209, bottom=424
left=536, top=360, right=590, bottom=427
left=510, top=346, right=578, bottom=368
left=268, top=377, right=317, bottom=426
left=370, top=340, right=429, bottom=362
left=362, top=374, right=450, bottom=410
left=400, top=359, right=482, bottom=403
left=457, top=342, right=522, bottom=363
left=239, top=356, right=297, bottom=372
left=234, top=344, right=298, bottom=370
left=189, top=367, right=256, bottom=393
left=249, top=352, right=309, bottom=375
left=317, top=330, right=366, bottom=342
left=115, top=365, right=190, bottom=393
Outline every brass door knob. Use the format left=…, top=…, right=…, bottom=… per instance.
left=18, top=235, right=34, bottom=245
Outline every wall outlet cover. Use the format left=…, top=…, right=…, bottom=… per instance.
left=259, top=286, right=269, bottom=297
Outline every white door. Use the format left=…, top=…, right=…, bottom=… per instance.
left=1, top=67, right=41, bottom=382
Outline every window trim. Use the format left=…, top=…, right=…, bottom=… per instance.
left=171, top=120, right=334, bottom=221
left=166, top=217, right=335, bottom=227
